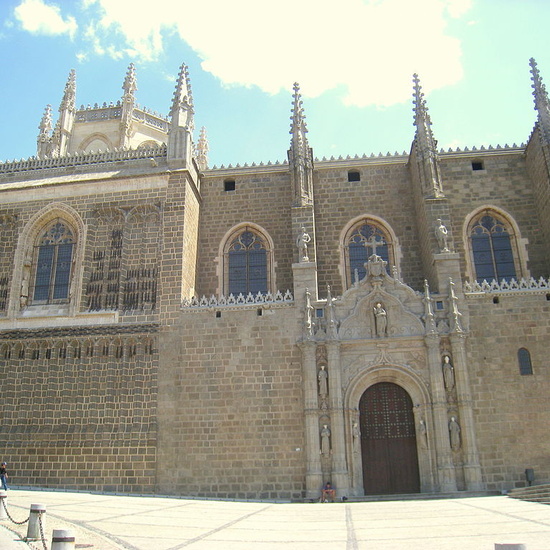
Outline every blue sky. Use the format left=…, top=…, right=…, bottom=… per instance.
left=0, top=0, right=549, bottom=168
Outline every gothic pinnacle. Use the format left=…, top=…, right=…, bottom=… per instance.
left=196, top=126, right=209, bottom=170
left=60, top=69, right=76, bottom=112
left=122, top=63, right=137, bottom=95
left=529, top=58, right=550, bottom=144
left=169, top=63, right=195, bottom=137
left=38, top=105, right=53, bottom=135
left=171, top=64, right=194, bottom=119
left=290, top=82, right=308, bottom=139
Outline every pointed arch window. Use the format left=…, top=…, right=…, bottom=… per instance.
left=469, top=212, right=519, bottom=283
left=226, top=229, right=268, bottom=295
left=32, top=220, right=75, bottom=304
left=518, top=348, right=533, bottom=376
left=344, top=221, right=394, bottom=286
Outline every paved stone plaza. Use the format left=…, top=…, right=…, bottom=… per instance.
left=1, top=490, right=549, bottom=549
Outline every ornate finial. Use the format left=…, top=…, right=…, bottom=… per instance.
left=290, top=82, right=308, bottom=138
left=196, top=126, right=209, bottom=170
left=122, top=63, right=137, bottom=95
left=448, top=278, right=464, bottom=333
left=60, top=69, right=76, bottom=112
left=38, top=105, right=53, bottom=136
left=412, top=73, right=429, bottom=124
left=170, top=63, right=194, bottom=130
left=412, top=73, right=444, bottom=198
left=37, top=105, right=53, bottom=158
left=530, top=58, right=550, bottom=144
left=325, top=285, right=338, bottom=339
left=288, top=83, right=313, bottom=206
left=423, top=280, right=438, bottom=335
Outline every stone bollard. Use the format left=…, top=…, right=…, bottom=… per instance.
left=0, top=491, right=7, bottom=520
left=26, top=503, right=46, bottom=541
left=51, top=529, right=76, bottom=550
left=495, top=544, right=527, bottom=550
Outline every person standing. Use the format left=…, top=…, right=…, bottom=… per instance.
left=0, top=462, right=8, bottom=491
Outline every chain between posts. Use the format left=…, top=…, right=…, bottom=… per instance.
left=37, top=512, right=48, bottom=550
left=1, top=497, right=48, bottom=550
left=0, top=495, right=29, bottom=525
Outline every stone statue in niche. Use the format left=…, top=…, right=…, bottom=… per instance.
left=442, top=355, right=455, bottom=391
left=435, top=219, right=450, bottom=252
left=20, top=257, right=31, bottom=308
left=373, top=302, right=388, bottom=337
left=449, top=416, right=461, bottom=451
left=352, top=422, right=360, bottom=453
left=296, top=226, right=311, bottom=262
left=318, top=365, right=328, bottom=397
left=419, top=419, right=428, bottom=448
left=320, top=424, right=331, bottom=456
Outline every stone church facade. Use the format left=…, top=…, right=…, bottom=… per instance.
left=1, top=60, right=549, bottom=500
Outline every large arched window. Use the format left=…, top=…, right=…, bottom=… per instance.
left=343, top=220, right=395, bottom=287
left=225, top=228, right=269, bottom=295
left=32, top=220, right=75, bottom=303
left=468, top=211, right=520, bottom=283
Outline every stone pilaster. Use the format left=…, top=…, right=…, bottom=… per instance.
left=326, top=341, right=349, bottom=496
left=425, top=335, right=457, bottom=492
left=301, top=341, right=322, bottom=499
left=450, top=332, right=485, bottom=490
left=292, top=261, right=318, bottom=304
left=432, top=252, right=462, bottom=295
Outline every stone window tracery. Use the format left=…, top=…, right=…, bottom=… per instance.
left=31, top=220, right=75, bottom=304
left=343, top=220, right=395, bottom=287
left=224, top=228, right=269, bottom=296
left=468, top=210, right=521, bottom=283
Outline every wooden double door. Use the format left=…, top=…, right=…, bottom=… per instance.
left=359, top=382, right=420, bottom=495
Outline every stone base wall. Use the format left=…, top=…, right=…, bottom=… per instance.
left=4, top=436, right=156, bottom=493
left=466, top=292, right=550, bottom=491
left=0, top=327, right=158, bottom=493
left=157, top=306, right=305, bottom=500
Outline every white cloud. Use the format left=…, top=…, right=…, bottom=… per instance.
left=14, top=0, right=77, bottom=39
left=80, top=0, right=472, bottom=107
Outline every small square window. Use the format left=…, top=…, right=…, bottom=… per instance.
left=348, top=170, right=360, bottom=182
left=316, top=308, right=324, bottom=318
left=224, top=179, right=236, bottom=191
left=472, top=161, right=484, bottom=171
left=435, top=301, right=444, bottom=310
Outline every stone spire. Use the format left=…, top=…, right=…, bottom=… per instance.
left=448, top=278, right=464, bottom=334
left=288, top=82, right=313, bottom=206
left=412, top=74, right=444, bottom=198
left=167, top=63, right=195, bottom=164
left=530, top=58, right=550, bottom=145
left=37, top=104, right=53, bottom=158
left=119, top=63, right=137, bottom=149
left=170, top=63, right=194, bottom=131
left=423, top=279, right=438, bottom=335
left=51, top=69, right=76, bottom=157
left=196, top=126, right=209, bottom=171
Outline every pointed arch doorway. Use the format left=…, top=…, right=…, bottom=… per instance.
left=359, top=382, right=420, bottom=495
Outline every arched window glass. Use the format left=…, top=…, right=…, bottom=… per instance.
left=33, top=220, right=75, bottom=303
left=518, top=348, right=533, bottom=376
left=470, top=214, right=516, bottom=283
left=346, top=222, right=392, bottom=285
left=227, top=230, right=267, bottom=295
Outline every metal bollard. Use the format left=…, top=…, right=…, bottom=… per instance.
left=0, top=491, right=6, bottom=520
left=51, top=529, right=75, bottom=550
left=495, top=544, right=527, bottom=550
left=26, top=503, right=46, bottom=541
